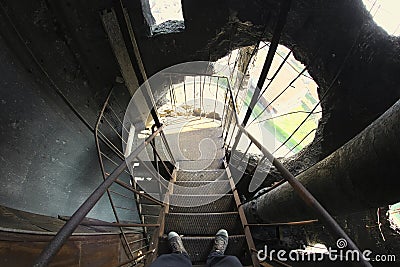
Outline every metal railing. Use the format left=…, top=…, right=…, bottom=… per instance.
left=31, top=57, right=373, bottom=266
left=33, top=84, right=176, bottom=266
left=94, top=87, right=176, bottom=265
left=221, top=79, right=373, bottom=267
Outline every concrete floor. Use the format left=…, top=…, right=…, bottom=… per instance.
left=139, top=116, right=225, bottom=164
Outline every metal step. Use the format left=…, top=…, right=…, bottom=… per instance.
left=158, top=235, right=247, bottom=263
left=193, top=266, right=253, bottom=267
left=174, top=180, right=229, bottom=187
left=164, top=212, right=241, bottom=235
left=169, top=194, right=235, bottom=213
left=141, top=204, right=162, bottom=216
left=135, top=179, right=168, bottom=194
left=177, top=159, right=223, bottom=170
left=139, top=194, right=164, bottom=205
left=173, top=180, right=231, bottom=195
left=143, top=215, right=158, bottom=224
left=176, top=170, right=228, bottom=181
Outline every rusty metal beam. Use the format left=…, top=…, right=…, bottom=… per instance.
left=241, top=0, right=292, bottom=127
left=100, top=9, right=139, bottom=96
left=144, top=168, right=177, bottom=266
left=224, top=161, right=265, bottom=267
left=80, top=222, right=159, bottom=228
left=58, top=216, right=159, bottom=228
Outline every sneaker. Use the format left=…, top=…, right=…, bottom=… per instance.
left=168, top=231, right=187, bottom=254
left=213, top=229, right=228, bottom=254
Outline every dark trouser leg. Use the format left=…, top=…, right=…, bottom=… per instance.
left=206, top=251, right=242, bottom=267
left=150, top=252, right=192, bottom=267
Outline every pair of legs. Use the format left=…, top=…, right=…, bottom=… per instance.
left=150, top=229, right=242, bottom=267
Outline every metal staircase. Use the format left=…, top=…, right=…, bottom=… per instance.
left=32, top=70, right=371, bottom=267
left=155, top=166, right=250, bottom=266
left=13, top=0, right=372, bottom=264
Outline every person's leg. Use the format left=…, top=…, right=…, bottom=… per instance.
left=206, top=229, right=242, bottom=267
left=150, top=231, right=193, bottom=267
left=206, top=252, right=242, bottom=267
left=150, top=253, right=192, bottom=267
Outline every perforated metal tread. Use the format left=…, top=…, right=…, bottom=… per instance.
left=177, top=159, right=223, bottom=170
left=173, top=180, right=231, bottom=195
left=193, top=266, right=253, bottom=267
left=164, top=212, right=241, bottom=235
left=158, top=235, right=247, bottom=263
left=143, top=215, right=158, bottom=224
left=153, top=165, right=252, bottom=266
left=136, top=179, right=168, bottom=194
left=168, top=194, right=235, bottom=213
left=176, top=170, right=228, bottom=181
left=141, top=204, right=162, bottom=216
left=174, top=180, right=229, bottom=187
left=139, top=194, right=164, bottom=205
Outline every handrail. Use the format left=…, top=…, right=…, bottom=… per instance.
left=222, top=78, right=372, bottom=267
left=223, top=160, right=261, bottom=267
left=95, top=88, right=136, bottom=260
left=78, top=222, right=160, bottom=228
left=33, top=125, right=165, bottom=267
left=58, top=216, right=160, bottom=228
left=92, top=86, right=174, bottom=266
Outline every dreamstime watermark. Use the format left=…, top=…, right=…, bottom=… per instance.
left=257, top=238, right=396, bottom=263
left=121, top=61, right=278, bottom=207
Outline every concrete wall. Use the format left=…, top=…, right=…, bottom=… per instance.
left=0, top=0, right=137, bottom=222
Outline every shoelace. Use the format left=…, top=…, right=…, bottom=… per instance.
left=215, top=237, right=227, bottom=251
left=170, top=241, right=179, bottom=251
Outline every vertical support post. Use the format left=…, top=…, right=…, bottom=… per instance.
left=199, top=75, right=202, bottom=118
left=202, top=75, right=207, bottom=118
left=224, top=106, right=234, bottom=144
left=193, top=76, right=196, bottom=113
left=213, top=77, right=219, bottom=121
left=220, top=86, right=229, bottom=127
left=160, top=131, right=176, bottom=165
left=222, top=102, right=232, bottom=138
left=227, top=119, right=238, bottom=149
left=151, top=125, right=160, bottom=174
left=169, top=83, right=175, bottom=112
left=183, top=76, right=188, bottom=117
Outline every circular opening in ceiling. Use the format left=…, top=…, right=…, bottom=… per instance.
left=216, top=43, right=322, bottom=158
left=362, top=0, right=400, bottom=36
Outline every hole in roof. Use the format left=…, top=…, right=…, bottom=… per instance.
left=362, top=0, right=400, bottom=36
left=216, top=43, right=322, bottom=158
left=149, top=0, right=184, bottom=25
left=388, top=202, right=400, bottom=234
left=142, top=0, right=185, bottom=35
